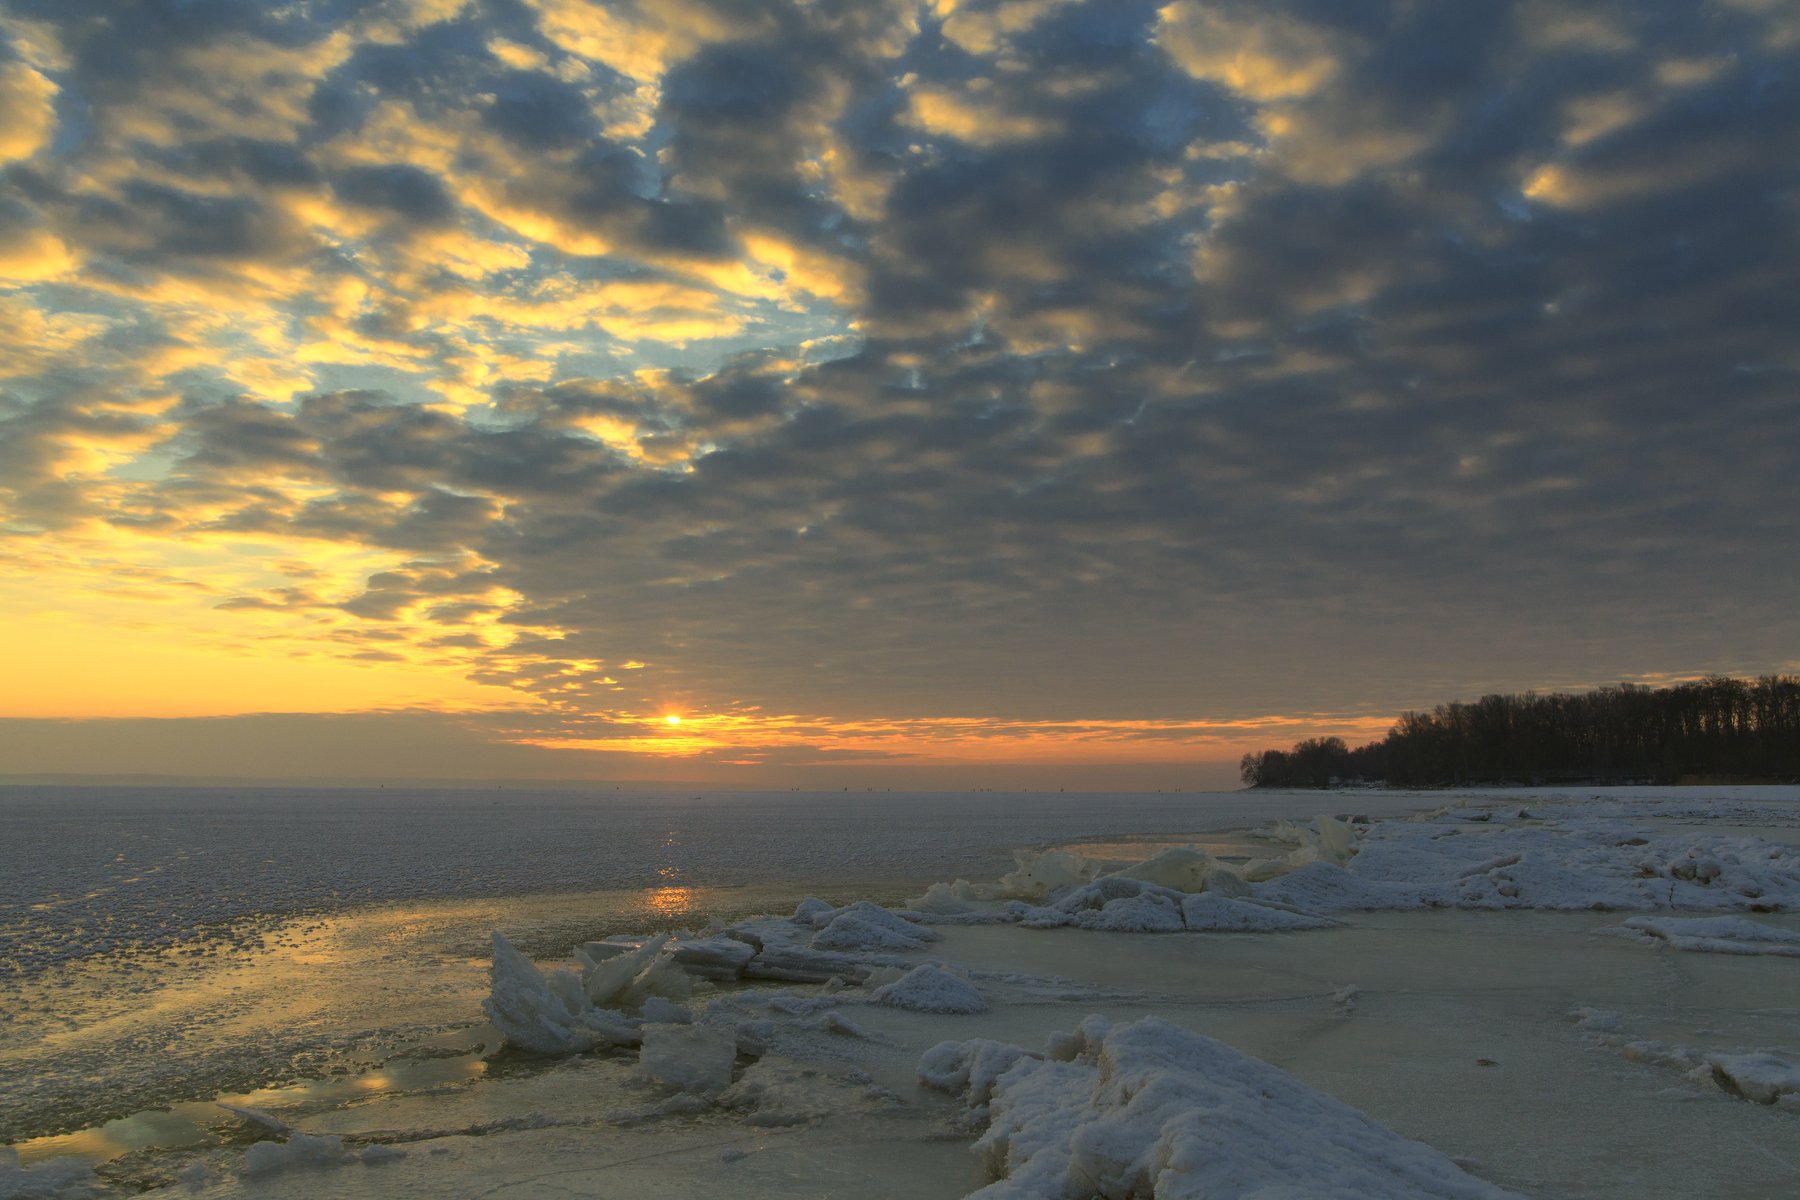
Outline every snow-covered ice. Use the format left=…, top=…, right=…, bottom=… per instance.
left=1071, top=891, right=1186, bottom=933
left=1177, top=892, right=1338, bottom=931
left=917, top=1039, right=1037, bottom=1107
left=812, top=902, right=940, bottom=953
left=980, top=799, right=1800, bottom=923
left=10, top=786, right=1800, bottom=1199
left=240, top=1134, right=341, bottom=1178
left=0, top=1147, right=97, bottom=1200
left=482, top=931, right=643, bottom=1055
left=892, top=796, right=1800, bottom=945
left=1596, top=914, right=1800, bottom=956
left=1279, top=803, right=1800, bottom=912
left=922, top=1015, right=1519, bottom=1199
left=637, top=1023, right=739, bottom=1094
left=1706, top=1052, right=1800, bottom=1105
left=872, top=965, right=988, bottom=1014
left=1564, top=1003, right=1800, bottom=1109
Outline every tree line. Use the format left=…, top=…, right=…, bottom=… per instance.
left=1240, top=675, right=1800, bottom=788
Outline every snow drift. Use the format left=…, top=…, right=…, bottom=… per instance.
left=920, top=1014, right=1520, bottom=1199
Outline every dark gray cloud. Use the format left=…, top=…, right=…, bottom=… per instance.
left=333, top=163, right=457, bottom=224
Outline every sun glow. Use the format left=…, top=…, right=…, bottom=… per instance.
left=513, top=711, right=1398, bottom=764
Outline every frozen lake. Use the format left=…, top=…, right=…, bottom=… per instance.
left=0, top=785, right=1451, bottom=976
left=5, top=786, right=1799, bottom=1198
left=1, top=785, right=1440, bottom=1146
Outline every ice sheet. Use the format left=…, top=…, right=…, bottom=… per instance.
left=2, top=786, right=1454, bottom=975
left=86, top=897, right=1800, bottom=1198
left=11, top=788, right=1800, bottom=1199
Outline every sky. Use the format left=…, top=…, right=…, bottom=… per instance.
left=1, top=0, right=1797, bottom=790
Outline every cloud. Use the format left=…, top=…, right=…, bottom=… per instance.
left=2, top=0, right=1798, bottom=780
left=904, top=84, right=1063, bottom=147
left=1157, top=2, right=1342, bottom=103
left=0, top=57, right=57, bottom=163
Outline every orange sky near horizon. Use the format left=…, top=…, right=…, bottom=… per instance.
left=0, top=529, right=1401, bottom=779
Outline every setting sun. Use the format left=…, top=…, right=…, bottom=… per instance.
left=664, top=714, right=683, bottom=726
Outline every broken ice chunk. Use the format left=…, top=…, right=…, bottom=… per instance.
left=1316, top=813, right=1357, bottom=866
left=872, top=964, right=987, bottom=1014
left=1600, top=915, right=1800, bottom=957
left=1072, top=892, right=1185, bottom=933
left=918, top=1038, right=1039, bottom=1105
left=1111, top=845, right=1217, bottom=893
left=639, top=996, right=692, bottom=1025
left=217, top=1102, right=295, bottom=1135
left=668, top=936, right=758, bottom=979
left=484, top=931, right=642, bottom=1054
left=638, top=1023, right=739, bottom=1095
left=484, top=931, right=600, bottom=1055
left=996, top=850, right=1102, bottom=901
left=0, top=1147, right=99, bottom=1198
left=578, top=935, right=670, bottom=1007
left=1053, top=875, right=1186, bottom=914
left=720, top=1059, right=844, bottom=1127
left=928, top=1015, right=1521, bottom=1198
left=1203, top=866, right=1252, bottom=898
left=244, top=1132, right=350, bottom=1177
left=1179, top=893, right=1337, bottom=932
left=620, top=952, right=695, bottom=1010
left=811, top=909, right=932, bottom=953
left=820, top=1010, right=879, bottom=1039
left=1707, top=1052, right=1800, bottom=1105
left=792, top=897, right=837, bottom=926
left=907, top=881, right=980, bottom=914
left=742, top=945, right=871, bottom=984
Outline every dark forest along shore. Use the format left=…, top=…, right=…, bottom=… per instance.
left=1242, top=676, right=1800, bottom=788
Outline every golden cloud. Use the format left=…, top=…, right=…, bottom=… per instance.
left=936, top=0, right=1077, bottom=57
left=1156, top=3, right=1341, bottom=102
left=0, top=296, right=106, bottom=379
left=1517, top=3, right=1638, bottom=53
left=905, top=84, right=1060, bottom=147
left=524, top=0, right=765, bottom=84
left=0, top=59, right=57, bottom=162
left=0, top=227, right=78, bottom=283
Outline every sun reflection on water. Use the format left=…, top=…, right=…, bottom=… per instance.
left=643, top=829, right=695, bottom=918
left=644, top=886, right=694, bottom=919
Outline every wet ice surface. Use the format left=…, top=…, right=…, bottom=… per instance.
left=4, top=786, right=1436, bottom=1143
left=0, top=785, right=1440, bottom=974
left=7, top=787, right=1800, bottom=1198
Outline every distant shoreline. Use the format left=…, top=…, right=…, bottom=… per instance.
left=1241, top=675, right=1800, bottom=790
left=1254, top=774, right=1799, bottom=791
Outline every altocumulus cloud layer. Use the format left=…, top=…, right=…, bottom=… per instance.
left=1, top=0, right=1797, bottom=781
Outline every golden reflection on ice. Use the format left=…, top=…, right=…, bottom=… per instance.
left=7, top=879, right=810, bottom=1166
left=644, top=886, right=695, bottom=919
left=16, top=1126, right=125, bottom=1164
